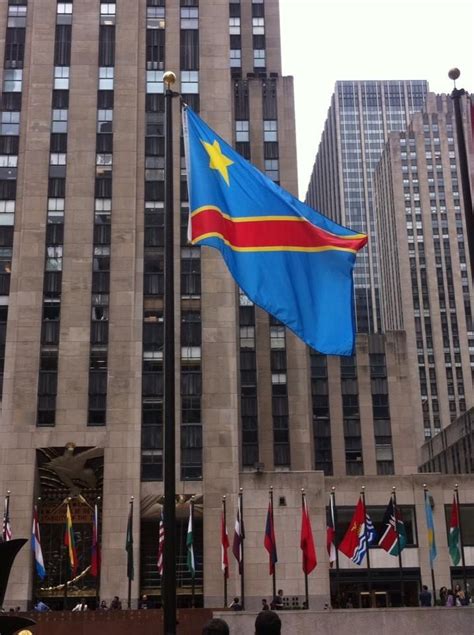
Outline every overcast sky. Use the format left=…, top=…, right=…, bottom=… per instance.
left=279, top=0, right=474, bottom=197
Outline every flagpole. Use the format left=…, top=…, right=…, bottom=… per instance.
left=163, top=69, right=178, bottom=635
left=127, top=497, right=133, bottom=609
left=454, top=484, right=468, bottom=595
left=270, top=486, right=276, bottom=601
left=423, top=485, right=436, bottom=605
left=190, top=496, right=195, bottom=608
left=360, top=486, right=373, bottom=607
left=3, top=490, right=10, bottom=541
left=239, top=488, right=245, bottom=610
left=95, top=496, right=100, bottom=607
left=330, top=487, right=340, bottom=607
left=64, top=498, right=70, bottom=610
left=222, top=496, right=228, bottom=608
left=301, top=489, right=309, bottom=609
left=392, top=487, right=404, bottom=606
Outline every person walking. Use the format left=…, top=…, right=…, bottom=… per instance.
left=419, top=585, right=432, bottom=607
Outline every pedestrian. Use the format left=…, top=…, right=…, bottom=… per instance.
left=99, top=600, right=108, bottom=610
left=262, top=599, right=270, bottom=611
left=454, top=584, right=465, bottom=606
left=110, top=596, right=122, bottom=610
left=228, top=596, right=242, bottom=611
left=202, top=617, right=230, bottom=634
left=439, top=586, right=448, bottom=606
left=419, top=585, right=432, bottom=607
left=139, top=594, right=150, bottom=609
left=446, top=589, right=455, bottom=607
left=271, top=589, right=284, bottom=610
left=72, top=598, right=88, bottom=611
left=255, top=610, right=282, bottom=635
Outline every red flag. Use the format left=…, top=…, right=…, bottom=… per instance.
left=221, top=509, right=229, bottom=578
left=300, top=496, right=317, bottom=574
left=264, top=498, right=278, bottom=575
left=91, top=502, right=100, bottom=577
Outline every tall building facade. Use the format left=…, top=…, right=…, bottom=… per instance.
left=306, top=80, right=428, bottom=333
left=374, top=93, right=474, bottom=441
left=1, top=0, right=473, bottom=614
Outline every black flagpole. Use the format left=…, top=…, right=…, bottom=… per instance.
left=301, top=489, right=309, bottom=610
left=330, top=487, right=340, bottom=607
left=454, top=484, right=468, bottom=595
left=127, top=497, right=133, bottom=609
left=190, top=496, right=195, bottom=608
left=392, top=487, right=404, bottom=606
left=449, top=69, right=474, bottom=281
left=270, top=486, right=276, bottom=601
left=239, top=489, right=245, bottom=610
left=163, top=70, right=178, bottom=635
left=223, top=496, right=228, bottom=608
left=361, top=486, right=373, bottom=607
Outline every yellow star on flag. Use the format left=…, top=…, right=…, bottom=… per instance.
left=201, top=139, right=234, bottom=186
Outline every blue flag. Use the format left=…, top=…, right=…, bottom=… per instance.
left=424, top=490, right=437, bottom=565
left=183, top=107, right=368, bottom=355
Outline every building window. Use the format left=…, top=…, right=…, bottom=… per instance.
left=99, top=67, right=114, bottom=90
left=147, top=6, right=165, bottom=29
left=146, top=70, right=164, bottom=94
left=3, top=69, right=22, bottom=92
left=97, top=109, right=113, bottom=133
left=252, top=17, right=265, bottom=34
left=52, top=109, right=68, bottom=133
left=180, top=7, right=198, bottom=29
left=253, top=49, right=265, bottom=68
left=264, top=120, right=277, bottom=142
left=100, top=2, right=116, bottom=25
left=0, top=112, right=20, bottom=136
left=53, top=66, right=69, bottom=90
left=46, top=246, right=63, bottom=271
left=181, top=70, right=199, bottom=94
left=7, top=5, right=27, bottom=28
left=229, top=17, right=241, bottom=35
left=265, top=159, right=279, bottom=181
left=230, top=49, right=241, bottom=68
left=50, top=153, right=67, bottom=166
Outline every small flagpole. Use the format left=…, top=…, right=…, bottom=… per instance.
left=190, top=496, right=195, bottom=608
left=301, top=489, right=309, bottom=610
left=454, top=484, right=468, bottom=595
left=331, top=487, right=340, bottom=606
left=239, top=488, right=245, bottom=610
left=222, top=496, right=228, bottom=608
left=270, top=486, right=276, bottom=601
left=392, top=487, right=404, bottom=606
left=95, top=496, right=100, bottom=607
left=424, top=485, right=436, bottom=604
left=361, top=486, right=373, bottom=607
left=3, top=490, right=11, bottom=540
left=127, top=497, right=133, bottom=610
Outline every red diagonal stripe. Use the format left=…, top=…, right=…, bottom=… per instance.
left=191, top=208, right=367, bottom=252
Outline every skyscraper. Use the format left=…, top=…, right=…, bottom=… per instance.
left=374, top=93, right=474, bottom=439
left=306, top=80, right=428, bottom=333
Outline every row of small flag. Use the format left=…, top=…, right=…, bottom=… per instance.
left=218, top=488, right=464, bottom=578
left=2, top=487, right=464, bottom=583
left=2, top=494, right=100, bottom=582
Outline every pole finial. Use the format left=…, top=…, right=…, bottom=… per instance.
left=130, top=496, right=134, bottom=502
left=454, top=483, right=459, bottom=490
left=301, top=488, right=305, bottom=493
left=239, top=487, right=243, bottom=493
left=331, top=486, right=335, bottom=492
left=392, top=486, right=396, bottom=491
left=448, top=67, right=461, bottom=89
left=163, top=71, right=177, bottom=89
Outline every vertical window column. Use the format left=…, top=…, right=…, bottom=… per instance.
left=37, top=0, right=69, bottom=426
left=369, top=348, right=394, bottom=475
left=141, top=0, right=166, bottom=480
left=229, top=1, right=241, bottom=74
left=240, top=291, right=258, bottom=467
left=270, top=318, right=290, bottom=467
left=251, top=0, right=265, bottom=72
left=341, top=355, right=363, bottom=475
left=87, top=1, right=115, bottom=426
left=310, top=352, right=332, bottom=475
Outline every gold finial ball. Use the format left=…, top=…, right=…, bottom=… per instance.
left=163, top=71, right=177, bottom=87
left=448, top=68, right=461, bottom=81
left=18, top=631, right=33, bottom=635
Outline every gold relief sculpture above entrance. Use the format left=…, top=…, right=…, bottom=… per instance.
left=39, top=444, right=104, bottom=498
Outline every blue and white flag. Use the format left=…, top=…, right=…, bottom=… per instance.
left=32, top=505, right=46, bottom=579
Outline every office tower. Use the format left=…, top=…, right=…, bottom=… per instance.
left=374, top=93, right=474, bottom=441
left=306, top=80, right=428, bottom=333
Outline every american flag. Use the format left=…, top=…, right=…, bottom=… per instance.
left=2, top=493, right=12, bottom=541
left=157, top=512, right=165, bottom=576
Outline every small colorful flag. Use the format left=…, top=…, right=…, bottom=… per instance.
left=339, top=496, right=376, bottom=565
left=187, top=502, right=195, bottom=578
left=157, top=512, right=165, bottom=576
left=264, top=497, right=278, bottom=575
left=448, top=495, right=461, bottom=566
left=221, top=508, right=229, bottom=579
left=183, top=106, right=368, bottom=356
left=232, top=496, right=245, bottom=575
left=424, top=490, right=437, bottom=566
left=300, top=496, right=317, bottom=575
left=31, top=505, right=46, bottom=579
left=2, top=493, right=12, bottom=541
left=125, top=502, right=134, bottom=581
left=326, top=494, right=336, bottom=567
left=64, top=502, right=77, bottom=577
left=91, top=502, right=100, bottom=577
left=378, top=495, right=407, bottom=556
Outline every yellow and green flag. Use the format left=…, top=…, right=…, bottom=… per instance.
left=64, top=502, right=77, bottom=576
